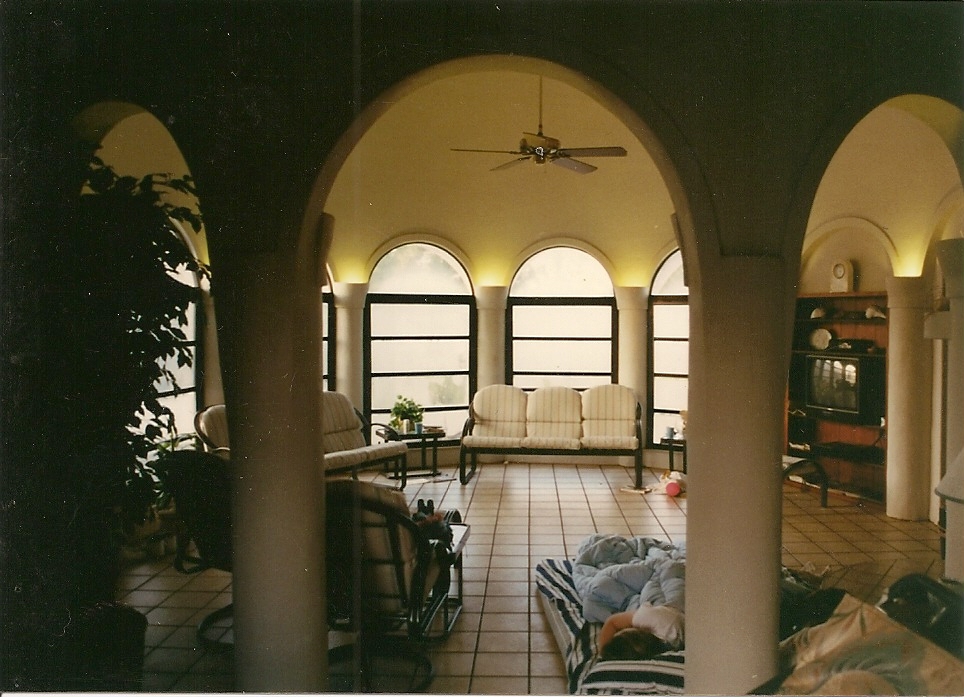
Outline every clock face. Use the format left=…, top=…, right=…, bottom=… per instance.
left=833, top=263, right=846, bottom=279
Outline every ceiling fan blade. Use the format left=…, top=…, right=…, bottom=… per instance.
left=551, top=157, right=597, bottom=174
left=451, top=147, right=525, bottom=155
left=557, top=146, right=627, bottom=158
left=491, top=156, right=531, bottom=171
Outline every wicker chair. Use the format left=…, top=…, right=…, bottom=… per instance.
left=326, top=478, right=460, bottom=691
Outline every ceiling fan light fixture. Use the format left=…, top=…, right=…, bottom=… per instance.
left=451, top=76, right=627, bottom=174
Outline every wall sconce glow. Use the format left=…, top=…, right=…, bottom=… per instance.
left=336, top=260, right=369, bottom=284
left=893, top=249, right=926, bottom=277
left=473, top=263, right=507, bottom=287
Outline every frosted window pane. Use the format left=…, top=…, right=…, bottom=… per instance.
left=371, top=339, right=469, bottom=372
left=513, top=340, right=611, bottom=373
left=371, top=303, right=468, bottom=335
left=651, top=412, right=685, bottom=445
left=653, top=304, right=689, bottom=339
left=653, top=376, right=688, bottom=411
left=158, top=393, right=198, bottom=437
left=154, top=346, right=196, bottom=394
left=512, top=305, right=611, bottom=337
left=511, top=247, right=613, bottom=297
left=370, top=243, right=470, bottom=294
left=371, top=375, right=469, bottom=412
left=652, top=250, right=688, bottom=296
left=653, top=340, right=689, bottom=375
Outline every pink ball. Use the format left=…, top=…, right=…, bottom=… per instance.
left=665, top=480, right=682, bottom=497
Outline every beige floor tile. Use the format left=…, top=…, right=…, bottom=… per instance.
left=473, top=652, right=529, bottom=676
left=476, top=630, right=529, bottom=653
left=431, top=651, right=476, bottom=676
left=469, top=675, right=530, bottom=693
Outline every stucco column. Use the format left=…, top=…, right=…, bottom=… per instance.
left=476, top=285, right=509, bottom=388
left=217, top=242, right=327, bottom=690
left=614, top=286, right=649, bottom=403
left=885, top=276, right=933, bottom=520
left=200, top=279, right=225, bottom=405
left=935, top=239, right=964, bottom=580
left=685, top=257, right=788, bottom=694
left=937, top=240, right=964, bottom=474
left=332, top=282, right=369, bottom=408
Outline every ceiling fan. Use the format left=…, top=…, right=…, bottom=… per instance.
left=451, top=77, right=627, bottom=174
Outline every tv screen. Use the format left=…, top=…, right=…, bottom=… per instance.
left=807, top=355, right=859, bottom=415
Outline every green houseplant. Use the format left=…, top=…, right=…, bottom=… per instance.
left=390, top=395, right=424, bottom=432
left=13, top=155, right=208, bottom=690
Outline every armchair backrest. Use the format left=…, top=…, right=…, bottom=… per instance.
left=326, top=478, right=440, bottom=632
left=195, top=404, right=230, bottom=458
left=321, top=391, right=367, bottom=453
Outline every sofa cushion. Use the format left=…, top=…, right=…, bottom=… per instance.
left=581, top=384, right=639, bottom=450
left=471, top=384, right=528, bottom=440
left=462, top=434, right=525, bottom=449
left=321, top=391, right=366, bottom=454
left=523, top=386, right=582, bottom=450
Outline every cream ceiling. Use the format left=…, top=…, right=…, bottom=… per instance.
left=322, top=66, right=677, bottom=287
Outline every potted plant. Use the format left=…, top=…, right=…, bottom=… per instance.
left=15, top=154, right=208, bottom=690
left=390, top=395, right=424, bottom=433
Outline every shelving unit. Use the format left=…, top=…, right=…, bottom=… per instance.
left=787, top=292, right=888, bottom=502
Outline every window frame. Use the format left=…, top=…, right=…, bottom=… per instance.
left=363, top=291, right=477, bottom=431
left=505, top=295, right=618, bottom=390
left=321, top=288, right=336, bottom=391
left=647, top=251, right=689, bottom=449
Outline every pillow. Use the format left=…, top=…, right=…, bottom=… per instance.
left=777, top=594, right=964, bottom=695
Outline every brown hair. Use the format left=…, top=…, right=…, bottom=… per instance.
left=599, top=628, right=670, bottom=661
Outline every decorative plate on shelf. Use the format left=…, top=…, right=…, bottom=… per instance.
left=809, top=328, right=832, bottom=350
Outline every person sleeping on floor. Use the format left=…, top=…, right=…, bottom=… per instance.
left=572, top=533, right=843, bottom=663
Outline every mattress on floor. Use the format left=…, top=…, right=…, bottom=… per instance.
left=534, top=558, right=685, bottom=695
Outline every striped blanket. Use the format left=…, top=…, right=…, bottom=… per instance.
left=535, top=558, right=685, bottom=695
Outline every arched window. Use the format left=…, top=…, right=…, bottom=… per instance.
left=365, top=243, right=476, bottom=434
left=507, top=247, right=616, bottom=389
left=649, top=250, right=689, bottom=445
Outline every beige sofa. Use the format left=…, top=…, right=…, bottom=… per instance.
left=458, top=384, right=644, bottom=487
left=321, top=391, right=410, bottom=487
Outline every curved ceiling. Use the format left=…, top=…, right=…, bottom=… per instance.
left=322, top=61, right=677, bottom=287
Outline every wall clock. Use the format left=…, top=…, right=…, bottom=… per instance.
left=830, top=259, right=853, bottom=293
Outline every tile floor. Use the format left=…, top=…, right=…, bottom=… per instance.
left=117, top=462, right=947, bottom=693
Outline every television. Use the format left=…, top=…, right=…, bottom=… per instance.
left=805, top=353, right=885, bottom=425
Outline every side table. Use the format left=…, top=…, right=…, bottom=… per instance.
left=395, top=430, right=447, bottom=478
left=660, top=437, right=687, bottom=473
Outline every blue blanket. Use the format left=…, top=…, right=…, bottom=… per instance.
left=572, top=534, right=686, bottom=623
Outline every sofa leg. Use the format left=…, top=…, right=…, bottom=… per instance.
left=634, top=454, right=643, bottom=489
left=459, top=450, right=476, bottom=485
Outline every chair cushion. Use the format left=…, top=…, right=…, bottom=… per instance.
left=321, top=391, right=366, bottom=453
left=323, top=448, right=368, bottom=471
left=471, top=384, right=528, bottom=440
left=523, top=386, right=582, bottom=449
left=581, top=384, right=639, bottom=450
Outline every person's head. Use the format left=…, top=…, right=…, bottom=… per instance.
left=599, top=627, right=670, bottom=661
